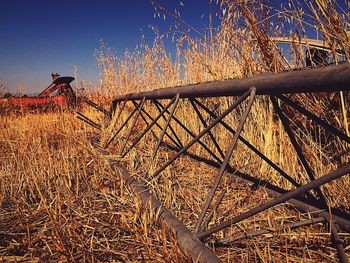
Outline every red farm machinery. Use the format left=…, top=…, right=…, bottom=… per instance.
left=0, top=73, right=77, bottom=111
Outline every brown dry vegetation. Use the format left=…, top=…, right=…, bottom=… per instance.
left=1, top=0, right=350, bottom=262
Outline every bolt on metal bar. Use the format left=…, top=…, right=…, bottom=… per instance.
left=119, top=97, right=146, bottom=155
left=215, top=217, right=326, bottom=244
left=153, top=99, right=184, bottom=149
left=190, top=99, right=225, bottom=159
left=104, top=102, right=139, bottom=149
left=121, top=96, right=177, bottom=158
left=197, top=164, right=350, bottom=240
left=277, top=94, right=350, bottom=144
left=76, top=112, right=101, bottom=130
left=152, top=87, right=255, bottom=180
left=195, top=87, right=256, bottom=233
left=192, top=98, right=305, bottom=191
left=133, top=100, right=183, bottom=150
left=154, top=100, right=223, bottom=164
left=152, top=94, right=180, bottom=159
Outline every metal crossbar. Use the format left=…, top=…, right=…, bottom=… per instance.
left=77, top=64, right=350, bottom=263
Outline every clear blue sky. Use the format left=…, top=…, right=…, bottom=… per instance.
left=0, top=0, right=218, bottom=93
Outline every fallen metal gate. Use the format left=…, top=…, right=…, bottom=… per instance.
left=78, top=63, right=350, bottom=262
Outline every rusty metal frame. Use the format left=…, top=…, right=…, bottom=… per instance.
left=77, top=64, right=350, bottom=263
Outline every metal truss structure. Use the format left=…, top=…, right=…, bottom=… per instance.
left=78, top=63, right=350, bottom=262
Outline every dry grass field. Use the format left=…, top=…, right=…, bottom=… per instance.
left=1, top=0, right=350, bottom=262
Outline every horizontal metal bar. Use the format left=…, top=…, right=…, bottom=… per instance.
left=197, top=164, right=350, bottom=239
left=113, top=63, right=350, bottom=101
left=95, top=144, right=221, bottom=263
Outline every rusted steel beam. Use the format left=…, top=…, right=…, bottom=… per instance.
left=197, top=164, right=350, bottom=239
left=95, top=145, right=221, bottom=263
left=113, top=63, right=350, bottom=102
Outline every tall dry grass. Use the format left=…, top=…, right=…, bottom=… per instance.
left=1, top=0, right=350, bottom=262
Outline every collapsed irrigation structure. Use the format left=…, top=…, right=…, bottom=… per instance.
left=78, top=63, right=350, bottom=262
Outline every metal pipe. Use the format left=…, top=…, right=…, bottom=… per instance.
left=84, top=99, right=111, bottom=118
left=95, top=145, right=221, bottom=263
left=76, top=112, right=101, bottom=130
left=113, top=63, right=350, bottom=102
